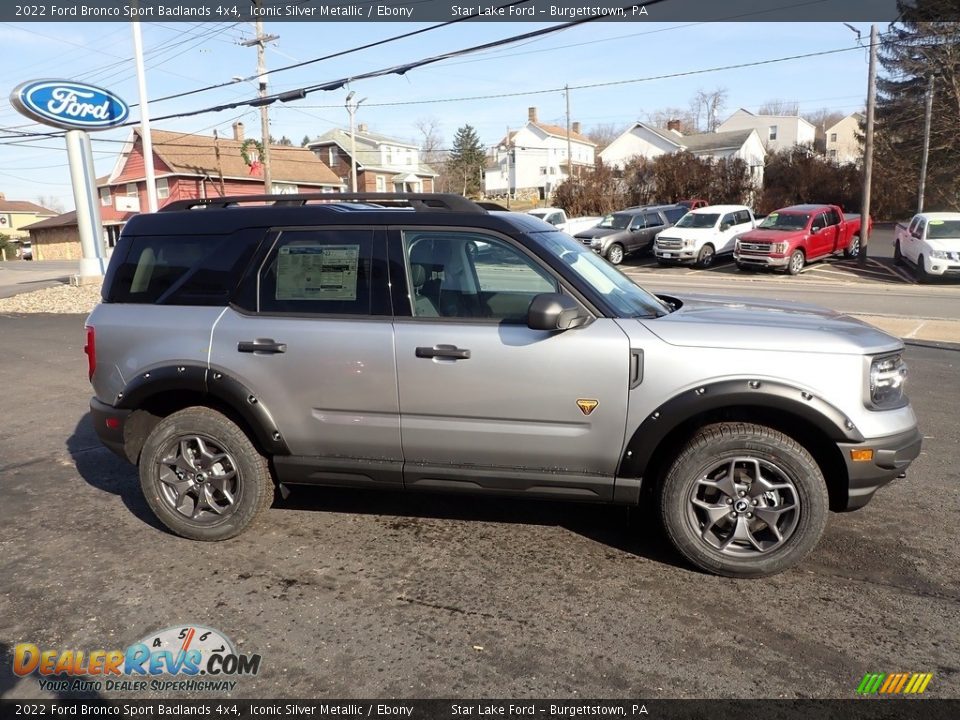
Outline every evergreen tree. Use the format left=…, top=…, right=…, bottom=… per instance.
left=301, top=135, right=312, bottom=147
left=873, top=7, right=960, bottom=217
left=448, top=124, right=485, bottom=197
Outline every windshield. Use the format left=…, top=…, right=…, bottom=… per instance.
left=927, top=220, right=960, bottom=239
left=758, top=212, right=810, bottom=231
left=676, top=213, right=719, bottom=229
left=536, top=231, right=671, bottom=318
left=596, top=213, right=633, bottom=230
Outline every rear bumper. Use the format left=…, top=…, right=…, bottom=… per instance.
left=90, top=396, right=133, bottom=461
left=837, top=426, right=923, bottom=510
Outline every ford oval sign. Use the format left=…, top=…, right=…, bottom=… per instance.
left=10, top=79, right=129, bottom=130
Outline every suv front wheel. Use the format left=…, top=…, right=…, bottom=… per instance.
left=139, top=407, right=274, bottom=541
left=659, top=422, right=829, bottom=578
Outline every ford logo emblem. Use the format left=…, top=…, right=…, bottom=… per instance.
left=10, top=79, right=129, bottom=130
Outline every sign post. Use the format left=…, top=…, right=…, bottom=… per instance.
left=10, top=79, right=129, bottom=280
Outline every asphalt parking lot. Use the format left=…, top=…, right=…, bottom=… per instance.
left=1, top=314, right=958, bottom=700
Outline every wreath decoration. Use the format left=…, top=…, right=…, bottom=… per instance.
left=240, top=138, right=264, bottom=167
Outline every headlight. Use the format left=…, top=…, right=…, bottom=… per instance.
left=684, top=239, right=695, bottom=248
left=590, top=238, right=601, bottom=249
left=870, top=353, right=908, bottom=408
left=771, top=241, right=789, bottom=254
left=931, top=250, right=948, bottom=259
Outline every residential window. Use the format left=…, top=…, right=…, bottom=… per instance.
left=99, top=188, right=112, bottom=207
left=156, top=178, right=169, bottom=199
left=328, top=147, right=338, bottom=167
left=385, top=147, right=393, bottom=164
left=768, top=125, right=778, bottom=141
left=126, top=183, right=138, bottom=197
left=829, top=149, right=837, bottom=159
left=376, top=175, right=385, bottom=192
left=540, top=167, right=548, bottom=175
left=830, top=132, right=838, bottom=142
left=273, top=183, right=298, bottom=195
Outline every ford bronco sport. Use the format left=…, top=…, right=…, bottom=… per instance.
left=85, top=193, right=921, bottom=578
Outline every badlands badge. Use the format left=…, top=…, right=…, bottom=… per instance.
left=576, top=399, right=599, bottom=416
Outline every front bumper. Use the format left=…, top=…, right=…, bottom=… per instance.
left=90, top=396, right=133, bottom=462
left=837, top=426, right=923, bottom=510
left=734, top=252, right=789, bottom=268
left=655, top=248, right=696, bottom=262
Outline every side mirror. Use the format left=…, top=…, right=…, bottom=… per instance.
left=527, top=293, right=589, bottom=331
left=720, top=222, right=731, bottom=231
left=811, top=225, right=822, bottom=233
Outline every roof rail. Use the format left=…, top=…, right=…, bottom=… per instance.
left=161, top=192, right=486, bottom=213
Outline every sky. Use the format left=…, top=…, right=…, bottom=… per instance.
left=0, top=18, right=880, bottom=212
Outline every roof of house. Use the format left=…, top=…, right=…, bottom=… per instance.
left=612, top=122, right=756, bottom=155
left=496, top=124, right=595, bottom=147
left=308, top=129, right=436, bottom=176
left=825, top=112, right=865, bottom=132
left=22, top=210, right=78, bottom=231
left=723, top=108, right=816, bottom=128
left=109, top=129, right=341, bottom=186
left=0, top=198, right=58, bottom=215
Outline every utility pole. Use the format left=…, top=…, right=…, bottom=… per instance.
left=565, top=84, right=573, bottom=182
left=503, top=126, right=512, bottom=209
left=918, top=73, right=935, bottom=213
left=859, top=24, right=878, bottom=267
left=131, top=21, right=157, bottom=213
left=345, top=91, right=366, bottom=192
left=241, top=3, right=277, bottom=193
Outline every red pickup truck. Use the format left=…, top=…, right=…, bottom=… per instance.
left=734, top=204, right=869, bottom=275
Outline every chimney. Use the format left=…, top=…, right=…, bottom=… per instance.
left=528, top=107, right=538, bottom=123
left=232, top=121, right=244, bottom=142
left=667, top=119, right=682, bottom=134
left=358, top=123, right=368, bottom=133
left=571, top=122, right=581, bottom=135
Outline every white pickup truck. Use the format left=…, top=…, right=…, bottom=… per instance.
left=527, top=207, right=601, bottom=237
left=654, top=205, right=756, bottom=268
left=894, top=212, right=960, bottom=282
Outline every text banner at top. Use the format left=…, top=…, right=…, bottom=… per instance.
left=3, top=0, right=940, bottom=23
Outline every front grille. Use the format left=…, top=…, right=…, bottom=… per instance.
left=657, top=238, right=683, bottom=250
left=738, top=242, right=771, bottom=254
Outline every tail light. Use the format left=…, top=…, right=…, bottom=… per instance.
left=84, top=325, right=96, bottom=381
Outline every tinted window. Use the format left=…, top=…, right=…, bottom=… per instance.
left=734, top=210, right=752, bottom=224
left=597, top=214, right=632, bottom=230
left=677, top=213, right=718, bottom=229
left=721, top=213, right=736, bottom=227
left=826, top=208, right=841, bottom=225
left=643, top=212, right=664, bottom=228
left=106, top=233, right=258, bottom=305
left=664, top=207, right=688, bottom=224
left=257, top=229, right=374, bottom=315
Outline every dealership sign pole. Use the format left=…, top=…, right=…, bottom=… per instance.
left=10, top=80, right=129, bottom=279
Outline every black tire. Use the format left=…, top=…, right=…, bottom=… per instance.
left=894, top=241, right=904, bottom=266
left=696, top=244, right=716, bottom=268
left=915, top=255, right=931, bottom=284
left=736, top=262, right=756, bottom=272
left=659, top=422, right=829, bottom=578
left=139, top=407, right=274, bottom=541
left=787, top=249, right=805, bottom=275
left=606, top=243, right=625, bottom=265
left=845, top=235, right=860, bottom=259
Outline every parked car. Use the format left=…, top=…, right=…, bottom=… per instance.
left=654, top=205, right=757, bottom=267
left=894, top=212, right=960, bottom=283
left=734, top=204, right=869, bottom=275
left=574, top=204, right=688, bottom=264
left=86, top=192, right=920, bottom=578
left=526, top=207, right=601, bottom=237
left=678, top=199, right=709, bottom=211
left=19, top=240, right=33, bottom=260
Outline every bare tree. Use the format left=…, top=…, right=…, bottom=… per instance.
left=35, top=195, right=65, bottom=214
left=414, top=117, right=453, bottom=192
left=757, top=99, right=801, bottom=116
left=585, top=122, right=628, bottom=152
left=645, top=109, right=698, bottom=134
left=690, top=88, right=728, bottom=132
left=803, top=108, right=849, bottom=152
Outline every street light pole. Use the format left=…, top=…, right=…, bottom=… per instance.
left=345, top=91, right=366, bottom=192
left=859, top=24, right=878, bottom=267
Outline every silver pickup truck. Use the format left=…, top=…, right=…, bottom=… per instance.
left=85, top=193, right=921, bottom=578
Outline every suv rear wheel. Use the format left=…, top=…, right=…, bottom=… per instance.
left=659, top=422, right=829, bottom=578
left=139, top=407, right=274, bottom=541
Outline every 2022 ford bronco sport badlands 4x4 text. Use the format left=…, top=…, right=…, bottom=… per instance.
left=86, top=194, right=921, bottom=578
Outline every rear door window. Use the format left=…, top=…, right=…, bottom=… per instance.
left=643, top=212, right=664, bottom=229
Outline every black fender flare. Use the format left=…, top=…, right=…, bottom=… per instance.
left=115, top=364, right=289, bottom=455
left=618, top=378, right=864, bottom=479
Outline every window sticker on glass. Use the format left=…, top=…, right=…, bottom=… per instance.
left=276, top=244, right=359, bottom=301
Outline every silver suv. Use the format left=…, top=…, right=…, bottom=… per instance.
left=85, top=193, right=921, bottom=578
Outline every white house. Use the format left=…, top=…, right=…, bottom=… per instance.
left=825, top=113, right=864, bottom=164
left=484, top=107, right=596, bottom=199
left=599, top=121, right=766, bottom=186
left=718, top=108, right=816, bottom=154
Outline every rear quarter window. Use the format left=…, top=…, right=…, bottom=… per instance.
left=104, top=231, right=261, bottom=305
left=664, top=207, right=687, bottom=224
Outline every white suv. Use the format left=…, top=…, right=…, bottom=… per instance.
left=654, top=205, right=756, bottom=268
